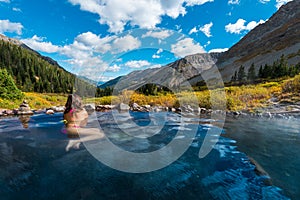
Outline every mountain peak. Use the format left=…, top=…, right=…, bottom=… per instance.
left=0, top=34, right=22, bottom=46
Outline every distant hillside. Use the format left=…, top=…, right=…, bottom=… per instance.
left=98, top=76, right=123, bottom=89
left=102, top=0, right=299, bottom=90
left=0, top=34, right=74, bottom=93
left=216, top=0, right=300, bottom=81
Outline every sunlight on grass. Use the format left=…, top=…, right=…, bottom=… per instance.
left=1, top=75, right=299, bottom=112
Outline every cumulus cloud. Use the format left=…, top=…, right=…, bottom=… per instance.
left=142, top=30, right=172, bottom=40
left=111, top=35, right=141, bottom=53
left=188, top=26, right=198, bottom=35
left=75, top=31, right=115, bottom=53
left=188, top=22, right=213, bottom=37
left=208, top=48, right=229, bottom=53
left=0, top=0, right=10, bottom=3
left=258, top=0, right=270, bottom=4
left=185, top=0, right=213, bottom=6
left=225, top=18, right=265, bottom=34
left=12, top=7, right=22, bottom=12
left=275, top=0, right=293, bottom=9
left=107, top=64, right=121, bottom=72
left=152, top=48, right=163, bottom=59
left=68, top=0, right=213, bottom=33
left=171, top=38, right=205, bottom=57
left=21, top=35, right=60, bottom=53
left=125, top=60, right=151, bottom=68
left=228, top=0, right=240, bottom=5
left=20, top=31, right=144, bottom=80
left=0, top=19, right=23, bottom=35
left=150, top=64, right=162, bottom=69
left=199, top=22, right=213, bottom=37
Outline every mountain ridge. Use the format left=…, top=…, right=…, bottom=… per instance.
left=101, top=0, right=299, bottom=89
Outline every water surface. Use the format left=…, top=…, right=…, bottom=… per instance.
left=0, top=112, right=291, bottom=199
left=224, top=116, right=300, bottom=199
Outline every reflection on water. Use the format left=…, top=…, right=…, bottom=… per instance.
left=19, top=115, right=31, bottom=128
left=224, top=117, right=300, bottom=199
left=0, top=112, right=291, bottom=199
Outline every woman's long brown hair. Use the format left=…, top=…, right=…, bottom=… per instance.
left=64, top=94, right=83, bottom=114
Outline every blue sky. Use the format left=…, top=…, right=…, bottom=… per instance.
left=0, top=0, right=293, bottom=81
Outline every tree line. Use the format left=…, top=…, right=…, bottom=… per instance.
left=0, top=39, right=98, bottom=98
left=0, top=40, right=75, bottom=93
left=231, top=54, right=300, bottom=84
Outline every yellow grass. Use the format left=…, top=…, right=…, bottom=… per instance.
left=1, top=75, right=299, bottom=112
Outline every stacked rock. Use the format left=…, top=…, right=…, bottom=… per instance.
left=17, top=100, right=33, bottom=115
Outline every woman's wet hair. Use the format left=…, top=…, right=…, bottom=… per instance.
left=64, top=94, right=83, bottom=114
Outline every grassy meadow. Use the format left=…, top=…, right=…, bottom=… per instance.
left=1, top=74, right=300, bottom=112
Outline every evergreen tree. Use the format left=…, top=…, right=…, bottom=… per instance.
left=247, top=63, right=256, bottom=81
left=258, top=65, right=263, bottom=78
left=231, top=71, right=237, bottom=82
left=237, top=65, right=246, bottom=83
left=0, top=68, right=24, bottom=99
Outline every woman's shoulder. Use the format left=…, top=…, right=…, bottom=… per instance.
left=76, top=109, right=88, bottom=117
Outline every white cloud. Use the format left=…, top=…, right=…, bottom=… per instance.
left=68, top=0, right=213, bottom=33
left=208, top=48, right=229, bottom=53
left=171, top=38, right=205, bottom=57
left=12, top=7, right=22, bottom=12
left=20, top=31, right=144, bottom=80
left=157, top=48, right=163, bottom=54
left=275, top=0, right=293, bottom=9
left=0, top=0, right=10, bottom=3
left=21, top=35, right=60, bottom=53
left=185, top=0, right=213, bottom=6
left=111, top=35, right=141, bottom=53
left=75, top=31, right=115, bottom=53
left=188, top=26, right=198, bottom=35
left=225, top=18, right=265, bottom=34
left=199, top=22, right=213, bottom=37
left=204, top=41, right=211, bottom=48
left=142, top=30, right=172, bottom=39
left=0, top=19, right=23, bottom=35
left=107, top=64, right=121, bottom=72
left=228, top=0, right=240, bottom=5
left=125, top=60, right=151, bottom=68
left=22, top=33, right=109, bottom=80
left=258, top=0, right=270, bottom=4
left=152, top=48, right=163, bottom=59
left=150, top=64, right=162, bottom=69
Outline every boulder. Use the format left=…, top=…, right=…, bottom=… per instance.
left=51, top=106, right=65, bottom=112
left=17, top=110, right=33, bottom=115
left=96, top=105, right=113, bottom=112
left=119, top=103, right=130, bottom=111
left=17, top=100, right=33, bottom=115
left=200, top=108, right=207, bottom=114
left=46, top=109, right=55, bottom=115
left=84, top=104, right=95, bottom=112
left=131, top=103, right=149, bottom=112
left=3, top=109, right=15, bottom=115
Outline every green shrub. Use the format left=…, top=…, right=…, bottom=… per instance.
left=282, top=74, right=300, bottom=93
left=0, top=68, right=24, bottom=100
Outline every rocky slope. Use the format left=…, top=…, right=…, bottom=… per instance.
left=217, top=0, right=300, bottom=81
left=102, top=0, right=299, bottom=89
left=110, top=53, right=221, bottom=91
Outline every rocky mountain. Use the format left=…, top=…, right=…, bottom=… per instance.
left=216, top=0, right=300, bottom=81
left=105, top=53, right=221, bottom=91
left=102, top=0, right=299, bottom=89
